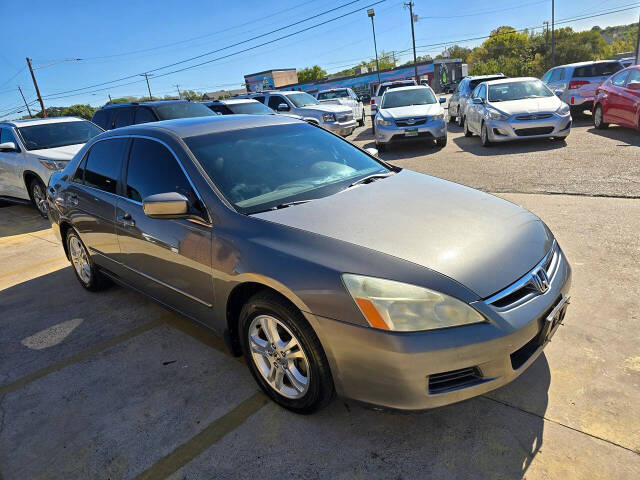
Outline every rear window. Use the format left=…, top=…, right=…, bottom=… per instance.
left=91, top=109, right=112, bottom=130
left=573, top=62, right=622, bottom=78
left=377, top=81, right=415, bottom=96
left=154, top=102, right=216, bottom=120
left=317, top=90, right=349, bottom=100
left=469, top=77, right=505, bottom=90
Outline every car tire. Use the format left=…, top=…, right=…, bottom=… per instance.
left=457, top=111, right=464, bottom=127
left=463, top=117, right=473, bottom=137
left=481, top=122, right=492, bottom=147
left=436, top=137, right=447, bottom=148
left=66, top=228, right=111, bottom=292
left=239, top=291, right=335, bottom=414
left=371, top=117, right=376, bottom=133
left=29, top=178, right=48, bottom=217
left=593, top=104, right=609, bottom=130
left=570, top=106, right=584, bottom=118
left=358, top=111, right=365, bottom=127
left=376, top=142, right=386, bottom=152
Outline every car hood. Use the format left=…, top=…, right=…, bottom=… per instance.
left=300, top=104, right=351, bottom=114
left=30, top=143, right=84, bottom=161
left=489, top=96, right=561, bottom=115
left=380, top=103, right=443, bottom=119
left=253, top=170, right=553, bottom=298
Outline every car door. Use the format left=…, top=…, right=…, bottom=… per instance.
left=0, top=127, right=25, bottom=197
left=267, top=95, right=291, bottom=113
left=605, top=70, right=630, bottom=122
left=115, top=136, right=214, bottom=320
left=619, top=69, right=640, bottom=127
left=64, top=137, right=127, bottom=273
left=468, top=84, right=484, bottom=132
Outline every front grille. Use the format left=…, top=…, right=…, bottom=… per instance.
left=486, top=242, right=559, bottom=310
left=396, top=117, right=427, bottom=127
left=515, top=113, right=553, bottom=121
left=428, top=367, right=483, bottom=394
left=514, top=126, right=554, bottom=136
left=390, top=131, right=433, bottom=141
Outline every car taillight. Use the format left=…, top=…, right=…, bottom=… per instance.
left=568, top=81, right=589, bottom=90
left=370, top=99, right=375, bottom=105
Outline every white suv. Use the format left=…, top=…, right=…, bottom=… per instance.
left=0, top=117, right=103, bottom=215
left=240, top=91, right=357, bottom=136
left=316, top=88, right=365, bottom=126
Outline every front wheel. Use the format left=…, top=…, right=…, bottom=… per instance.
left=436, top=137, right=447, bottom=148
left=29, top=178, right=48, bottom=217
left=240, top=291, right=335, bottom=414
left=593, top=104, right=609, bottom=129
left=375, top=142, right=386, bottom=152
left=481, top=122, right=492, bottom=147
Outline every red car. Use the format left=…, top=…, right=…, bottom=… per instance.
left=593, top=65, right=640, bottom=130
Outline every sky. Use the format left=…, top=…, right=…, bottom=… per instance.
left=0, top=0, right=638, bottom=117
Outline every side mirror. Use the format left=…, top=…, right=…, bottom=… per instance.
left=439, top=97, right=446, bottom=103
left=626, top=81, right=640, bottom=91
left=277, top=103, right=290, bottom=112
left=142, top=192, right=189, bottom=218
left=0, top=141, right=17, bottom=152
left=364, top=147, right=379, bottom=157
left=554, top=89, right=563, bottom=96
left=472, top=97, right=483, bottom=105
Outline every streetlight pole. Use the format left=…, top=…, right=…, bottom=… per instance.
left=367, top=9, right=381, bottom=86
left=551, top=0, right=555, bottom=67
left=405, top=2, right=419, bottom=82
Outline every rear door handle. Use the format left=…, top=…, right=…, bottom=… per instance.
left=117, top=213, right=135, bottom=228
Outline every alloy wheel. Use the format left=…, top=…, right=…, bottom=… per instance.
left=31, top=183, right=47, bottom=215
left=248, top=314, right=310, bottom=399
left=69, top=236, right=91, bottom=284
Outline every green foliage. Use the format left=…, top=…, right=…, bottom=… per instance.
left=27, top=104, right=96, bottom=120
left=179, top=89, right=204, bottom=100
left=297, top=65, right=328, bottom=82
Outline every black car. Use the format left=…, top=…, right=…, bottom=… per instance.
left=91, top=100, right=216, bottom=130
left=203, top=98, right=278, bottom=115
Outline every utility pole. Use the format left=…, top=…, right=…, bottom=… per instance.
left=26, top=57, right=46, bottom=118
left=108, top=94, right=112, bottom=102
left=551, top=0, right=555, bottom=67
left=175, top=84, right=182, bottom=99
left=18, top=86, right=33, bottom=118
left=634, top=14, right=640, bottom=65
left=367, top=9, right=381, bottom=86
left=141, top=73, right=153, bottom=100
left=405, top=2, right=419, bottom=82
left=543, top=21, right=549, bottom=69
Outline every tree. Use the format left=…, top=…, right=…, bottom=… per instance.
left=436, top=45, right=472, bottom=63
left=180, top=89, right=204, bottom=100
left=297, top=65, right=327, bottom=82
left=63, top=104, right=96, bottom=120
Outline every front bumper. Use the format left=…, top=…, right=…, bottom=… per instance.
left=307, top=248, right=572, bottom=410
left=375, top=119, right=447, bottom=145
left=324, top=119, right=357, bottom=136
left=486, top=113, right=571, bottom=143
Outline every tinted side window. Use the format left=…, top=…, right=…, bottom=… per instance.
left=541, top=71, right=552, bottom=83
left=471, top=85, right=481, bottom=98
left=626, top=69, right=640, bottom=84
left=209, top=104, right=232, bottom=114
left=84, top=139, right=128, bottom=194
left=134, top=107, right=156, bottom=125
left=550, top=68, right=565, bottom=81
left=268, top=96, right=286, bottom=110
left=92, top=109, right=110, bottom=129
left=73, top=154, right=88, bottom=184
left=0, top=127, right=18, bottom=145
left=478, top=84, right=486, bottom=99
left=253, top=96, right=266, bottom=104
left=611, top=71, right=629, bottom=87
left=126, top=138, right=193, bottom=203
left=114, top=108, right=134, bottom=128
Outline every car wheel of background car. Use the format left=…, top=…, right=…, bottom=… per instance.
left=570, top=106, right=585, bottom=118
left=593, top=104, right=609, bottom=130
left=463, top=117, right=473, bottom=137
left=239, top=290, right=335, bottom=414
left=29, top=178, right=48, bottom=217
left=481, top=123, right=492, bottom=147
left=66, top=228, right=111, bottom=292
left=371, top=117, right=376, bottom=133
left=457, top=112, right=464, bottom=127
left=436, top=137, right=447, bottom=148
left=358, top=111, right=365, bottom=127
left=375, top=142, right=386, bottom=152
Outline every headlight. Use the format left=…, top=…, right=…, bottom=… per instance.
left=430, top=113, right=444, bottom=121
left=376, top=116, right=392, bottom=126
left=38, top=159, right=65, bottom=170
left=486, top=109, right=509, bottom=121
left=556, top=103, right=570, bottom=115
left=342, top=274, right=486, bottom=332
left=322, top=113, right=336, bottom=122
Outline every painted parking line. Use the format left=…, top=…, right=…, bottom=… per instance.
left=134, top=391, right=268, bottom=480
left=0, top=316, right=168, bottom=396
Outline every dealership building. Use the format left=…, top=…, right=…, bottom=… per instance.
left=243, top=59, right=465, bottom=96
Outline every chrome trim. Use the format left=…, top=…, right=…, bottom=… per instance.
left=89, top=246, right=213, bottom=308
left=485, top=240, right=559, bottom=309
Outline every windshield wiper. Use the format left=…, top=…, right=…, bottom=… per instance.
left=348, top=172, right=394, bottom=188
left=272, top=200, right=312, bottom=210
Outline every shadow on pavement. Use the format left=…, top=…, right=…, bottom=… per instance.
left=586, top=126, right=640, bottom=147
left=0, top=204, right=50, bottom=238
left=453, top=134, right=568, bottom=157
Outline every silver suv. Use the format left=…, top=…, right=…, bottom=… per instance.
left=241, top=91, right=356, bottom=136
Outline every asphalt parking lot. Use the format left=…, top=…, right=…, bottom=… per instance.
left=0, top=111, right=639, bottom=479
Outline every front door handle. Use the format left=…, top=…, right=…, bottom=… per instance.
left=117, top=213, right=135, bottom=228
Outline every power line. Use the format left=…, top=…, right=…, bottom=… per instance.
left=417, top=0, right=550, bottom=19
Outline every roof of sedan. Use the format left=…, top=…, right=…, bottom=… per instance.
left=481, top=77, right=540, bottom=85
left=203, top=98, right=259, bottom=105
left=382, top=85, right=432, bottom=92
left=1, top=116, right=86, bottom=127
left=109, top=114, right=300, bottom=138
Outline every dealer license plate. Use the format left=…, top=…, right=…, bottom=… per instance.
left=404, top=128, right=418, bottom=137
left=539, top=295, right=570, bottom=345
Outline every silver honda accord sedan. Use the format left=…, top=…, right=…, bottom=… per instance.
left=47, top=115, right=571, bottom=413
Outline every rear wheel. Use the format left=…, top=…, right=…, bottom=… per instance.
left=457, top=110, right=464, bottom=127
left=593, top=104, right=609, bottom=129
left=240, top=291, right=335, bottom=414
left=66, top=228, right=110, bottom=291
left=481, top=122, right=492, bottom=147
left=29, top=178, right=48, bottom=217
left=358, top=110, right=365, bottom=127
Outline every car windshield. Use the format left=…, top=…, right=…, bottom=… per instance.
left=184, top=123, right=389, bottom=215
left=317, top=90, right=349, bottom=100
left=381, top=88, right=436, bottom=108
left=17, top=121, right=103, bottom=151
left=286, top=92, right=319, bottom=107
left=488, top=80, right=553, bottom=102
left=154, top=102, right=216, bottom=120
left=227, top=102, right=275, bottom=115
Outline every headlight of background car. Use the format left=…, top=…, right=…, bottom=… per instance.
left=322, top=113, right=336, bottom=122
left=342, top=274, right=486, bottom=332
left=556, top=103, right=570, bottom=115
left=376, top=116, right=392, bottom=126
left=38, top=159, right=65, bottom=170
left=486, top=109, right=509, bottom=121
left=430, top=113, right=444, bottom=121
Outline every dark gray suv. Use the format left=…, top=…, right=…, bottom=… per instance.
left=91, top=100, right=216, bottom=130
left=47, top=115, right=571, bottom=413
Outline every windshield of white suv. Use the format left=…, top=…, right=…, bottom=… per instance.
left=317, top=90, right=349, bottom=100
left=17, top=121, right=103, bottom=151
left=286, top=92, right=319, bottom=107
left=184, top=123, right=389, bottom=215
left=488, top=80, right=553, bottom=102
left=381, top=88, right=437, bottom=108
left=227, top=102, right=275, bottom=115
left=154, top=102, right=217, bottom=120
